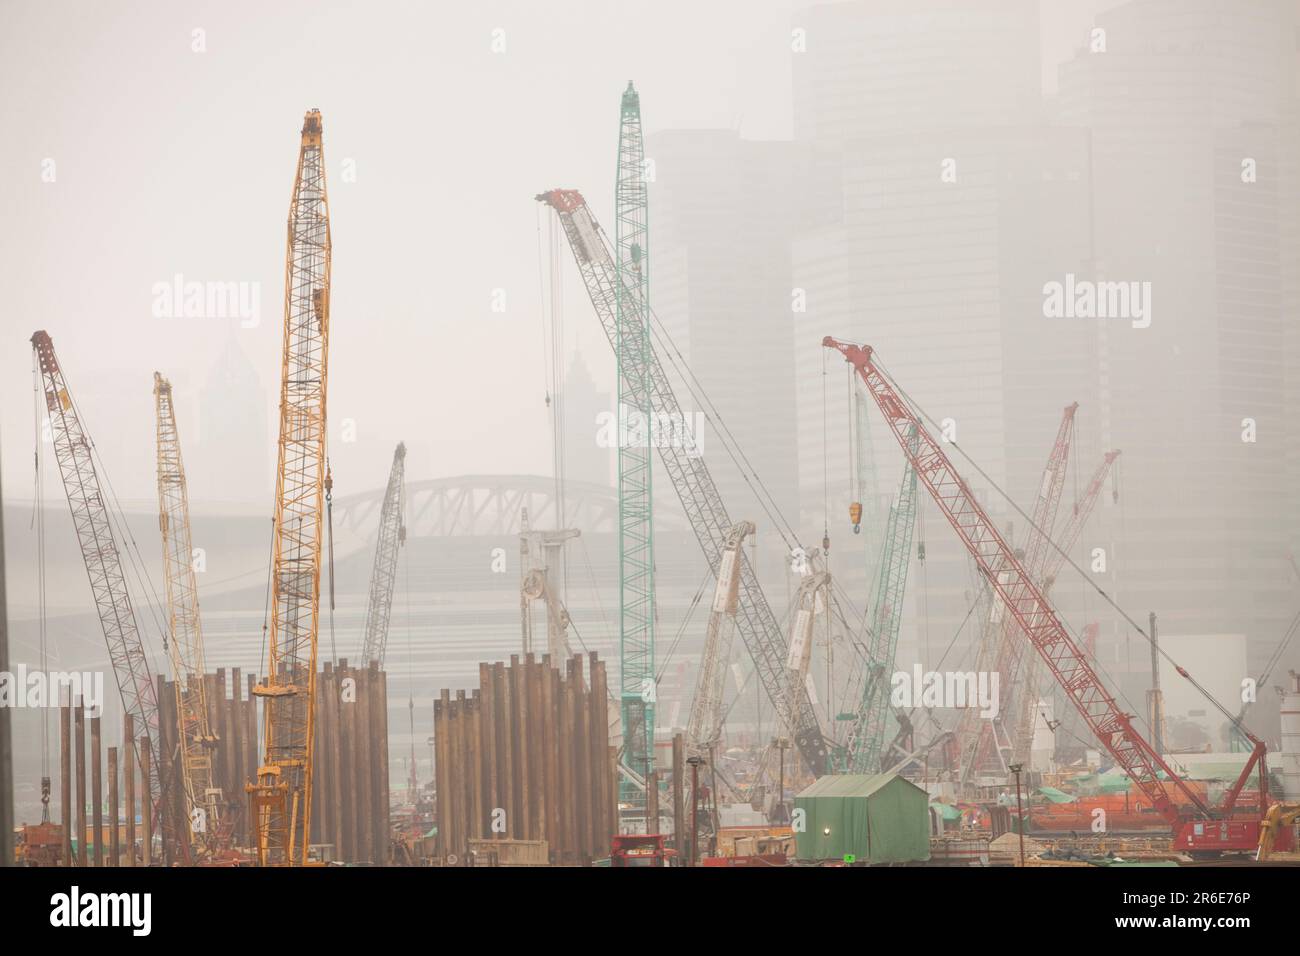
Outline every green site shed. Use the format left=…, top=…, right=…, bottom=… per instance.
left=794, top=773, right=930, bottom=864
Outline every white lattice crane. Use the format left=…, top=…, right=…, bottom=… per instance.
left=684, top=521, right=754, bottom=760
left=154, top=373, right=224, bottom=858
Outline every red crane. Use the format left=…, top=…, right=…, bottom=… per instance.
left=961, top=449, right=1122, bottom=784
left=825, top=337, right=1280, bottom=854
left=951, top=403, right=1077, bottom=786
left=1003, top=451, right=1121, bottom=771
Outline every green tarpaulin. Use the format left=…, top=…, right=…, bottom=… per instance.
left=1037, top=786, right=1075, bottom=804
left=932, top=801, right=962, bottom=821
left=1074, top=771, right=1133, bottom=794
left=794, top=773, right=930, bottom=864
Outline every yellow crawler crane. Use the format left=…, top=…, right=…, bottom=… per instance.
left=154, top=373, right=223, bottom=861
left=1257, top=803, right=1300, bottom=860
left=247, top=109, right=332, bottom=866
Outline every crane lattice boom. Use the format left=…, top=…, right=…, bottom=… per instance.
left=844, top=434, right=918, bottom=774
left=1004, top=451, right=1121, bottom=769
left=956, top=450, right=1120, bottom=781
left=823, top=338, right=1276, bottom=850
left=614, top=83, right=657, bottom=815
left=359, top=442, right=406, bottom=667
left=685, top=521, right=754, bottom=759
left=536, top=186, right=829, bottom=775
left=154, top=373, right=223, bottom=858
left=954, top=403, right=1077, bottom=785
left=785, top=570, right=831, bottom=707
left=248, top=109, right=332, bottom=866
left=31, top=330, right=164, bottom=845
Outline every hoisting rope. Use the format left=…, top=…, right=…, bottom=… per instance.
left=867, top=350, right=1254, bottom=737
left=325, top=460, right=337, bottom=663
left=30, top=353, right=50, bottom=821
left=403, top=482, right=417, bottom=800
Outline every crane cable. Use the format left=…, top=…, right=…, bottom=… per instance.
left=1044, top=412, right=1088, bottom=744
left=551, top=213, right=569, bottom=596
left=257, top=515, right=275, bottom=687
left=30, top=354, right=50, bottom=819
left=71, top=392, right=189, bottom=776
left=867, top=351, right=1251, bottom=737
left=821, top=350, right=830, bottom=555
left=654, top=566, right=712, bottom=686
left=326, top=460, right=337, bottom=663
left=918, top=493, right=930, bottom=667
left=1231, top=606, right=1300, bottom=743
left=535, top=204, right=556, bottom=430
left=846, top=363, right=857, bottom=515
left=536, top=205, right=569, bottom=563
left=577, top=533, right=613, bottom=646
left=34, top=354, right=174, bottom=841
left=1116, top=454, right=1130, bottom=675
left=646, top=314, right=800, bottom=551
left=60, top=373, right=171, bottom=672
left=899, top=576, right=993, bottom=742
left=403, top=483, right=417, bottom=799
left=861, top=361, right=1155, bottom=737
left=647, top=299, right=873, bottom=628
left=837, top=373, right=890, bottom=701
left=716, top=598, right=797, bottom=731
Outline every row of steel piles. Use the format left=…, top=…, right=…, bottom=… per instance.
left=155, top=667, right=258, bottom=853
left=61, top=662, right=390, bottom=865
left=57, top=698, right=152, bottom=865
left=311, top=659, right=391, bottom=864
left=434, top=651, right=616, bottom=865
left=157, top=661, right=389, bottom=863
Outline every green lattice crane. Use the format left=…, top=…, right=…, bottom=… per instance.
left=614, top=82, right=656, bottom=821
left=842, top=428, right=919, bottom=774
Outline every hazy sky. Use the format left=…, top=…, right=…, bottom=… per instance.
left=0, top=0, right=1113, bottom=504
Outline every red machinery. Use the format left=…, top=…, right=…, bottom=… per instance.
left=609, top=834, right=676, bottom=867
left=825, top=337, right=1288, bottom=855
left=16, top=822, right=63, bottom=867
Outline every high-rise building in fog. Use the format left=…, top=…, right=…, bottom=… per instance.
left=792, top=0, right=1042, bottom=145
left=646, top=129, right=810, bottom=587
left=788, top=0, right=1103, bottom=675
left=194, top=329, right=269, bottom=505
left=1052, top=0, right=1300, bottom=724
left=562, top=350, right=613, bottom=489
